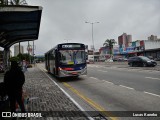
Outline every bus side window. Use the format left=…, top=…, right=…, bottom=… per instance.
left=50, top=51, right=54, bottom=60
left=52, top=50, right=55, bottom=60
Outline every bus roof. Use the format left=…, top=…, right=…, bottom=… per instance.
left=45, top=43, right=85, bottom=55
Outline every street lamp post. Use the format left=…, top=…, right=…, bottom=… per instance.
left=85, top=21, right=99, bottom=62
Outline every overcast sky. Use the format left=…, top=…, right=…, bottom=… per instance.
left=10, top=0, right=160, bottom=55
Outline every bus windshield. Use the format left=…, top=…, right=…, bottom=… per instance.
left=59, top=50, right=85, bottom=65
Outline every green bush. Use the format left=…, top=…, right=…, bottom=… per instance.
left=9, top=56, right=19, bottom=62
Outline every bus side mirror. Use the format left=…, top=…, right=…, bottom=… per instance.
left=86, top=53, right=88, bottom=60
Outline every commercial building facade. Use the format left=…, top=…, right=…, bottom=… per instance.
left=97, top=34, right=160, bottom=61
left=144, top=40, right=160, bottom=58
left=114, top=40, right=160, bottom=59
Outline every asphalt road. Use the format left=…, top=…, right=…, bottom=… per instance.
left=88, top=64, right=160, bottom=95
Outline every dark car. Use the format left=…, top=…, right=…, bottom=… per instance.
left=128, top=56, right=157, bottom=67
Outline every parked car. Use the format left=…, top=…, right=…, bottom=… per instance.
left=128, top=56, right=157, bottom=67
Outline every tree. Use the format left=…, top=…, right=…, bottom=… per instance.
left=103, top=39, right=116, bottom=59
left=0, top=0, right=8, bottom=5
left=10, top=0, right=27, bottom=5
left=0, top=0, right=27, bottom=5
left=17, top=53, right=32, bottom=62
left=9, top=56, right=20, bottom=62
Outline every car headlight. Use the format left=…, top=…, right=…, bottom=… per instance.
left=147, top=61, right=151, bottom=63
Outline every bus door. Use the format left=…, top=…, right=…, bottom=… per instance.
left=45, top=54, right=48, bottom=70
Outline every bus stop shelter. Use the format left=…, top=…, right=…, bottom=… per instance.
left=0, top=5, right=42, bottom=68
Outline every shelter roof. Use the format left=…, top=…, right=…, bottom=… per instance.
left=0, top=5, right=42, bottom=48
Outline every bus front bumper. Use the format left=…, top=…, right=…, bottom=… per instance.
left=59, top=67, right=87, bottom=77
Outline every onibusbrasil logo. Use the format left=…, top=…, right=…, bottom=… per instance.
left=2, top=112, right=42, bottom=118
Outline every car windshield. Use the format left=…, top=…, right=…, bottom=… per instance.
left=139, top=56, right=151, bottom=61
left=59, top=50, right=85, bottom=65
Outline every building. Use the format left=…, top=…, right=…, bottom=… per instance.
left=87, top=50, right=100, bottom=62
left=113, top=45, right=120, bottom=56
left=144, top=40, right=160, bottom=58
left=148, top=35, right=158, bottom=41
left=118, top=33, right=132, bottom=48
left=99, top=47, right=110, bottom=60
left=117, top=39, right=160, bottom=59
left=14, top=44, right=24, bottom=56
left=97, top=34, right=160, bottom=60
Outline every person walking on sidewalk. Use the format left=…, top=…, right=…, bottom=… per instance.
left=22, top=60, right=27, bottom=72
left=4, top=61, right=26, bottom=114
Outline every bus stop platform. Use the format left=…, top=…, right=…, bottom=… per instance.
left=0, top=65, right=91, bottom=120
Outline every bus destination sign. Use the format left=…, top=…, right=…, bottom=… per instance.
left=61, top=44, right=81, bottom=48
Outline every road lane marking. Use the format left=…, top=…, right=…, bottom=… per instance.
left=144, top=91, right=160, bottom=98
left=90, top=77, right=98, bottom=80
left=63, top=82, right=118, bottom=120
left=82, top=75, right=87, bottom=77
left=145, top=77, right=160, bottom=80
left=104, top=80, right=114, bottom=85
left=98, top=70, right=108, bottom=72
left=119, top=85, right=134, bottom=90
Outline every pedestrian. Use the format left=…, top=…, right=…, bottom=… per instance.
left=4, top=61, right=26, bottom=114
left=22, top=60, right=27, bottom=72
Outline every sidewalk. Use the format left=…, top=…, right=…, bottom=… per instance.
left=24, top=66, right=90, bottom=120
left=1, top=66, right=90, bottom=120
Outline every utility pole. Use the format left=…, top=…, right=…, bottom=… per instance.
left=85, top=21, right=99, bottom=62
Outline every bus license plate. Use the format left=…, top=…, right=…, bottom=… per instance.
left=72, top=72, right=77, bottom=75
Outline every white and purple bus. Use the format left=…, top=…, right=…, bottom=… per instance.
left=45, top=43, right=87, bottom=77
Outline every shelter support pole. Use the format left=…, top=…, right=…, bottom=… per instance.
left=33, top=40, right=35, bottom=66
left=3, top=47, right=10, bottom=71
left=19, top=42, right=21, bottom=54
